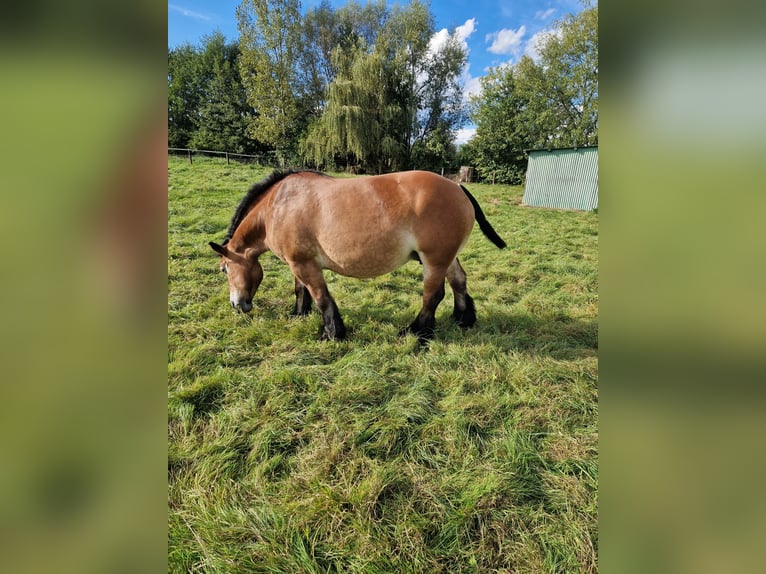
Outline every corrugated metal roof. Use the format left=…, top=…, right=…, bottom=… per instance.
left=522, top=147, right=598, bottom=211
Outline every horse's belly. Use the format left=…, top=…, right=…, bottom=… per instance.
left=318, top=229, right=416, bottom=278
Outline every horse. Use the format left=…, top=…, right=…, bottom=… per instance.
left=209, top=169, right=506, bottom=343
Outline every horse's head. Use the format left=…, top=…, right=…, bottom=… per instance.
left=209, top=242, right=263, bottom=313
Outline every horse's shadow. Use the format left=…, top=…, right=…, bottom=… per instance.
left=460, top=308, right=597, bottom=360
left=338, top=304, right=597, bottom=360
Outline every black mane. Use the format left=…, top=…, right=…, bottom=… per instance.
left=222, top=169, right=303, bottom=245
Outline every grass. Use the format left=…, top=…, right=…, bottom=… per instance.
left=168, top=155, right=598, bottom=573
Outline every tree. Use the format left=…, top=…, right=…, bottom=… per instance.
left=515, top=6, right=598, bottom=147
left=411, top=32, right=467, bottom=171
left=468, top=66, right=531, bottom=184
left=168, top=43, right=204, bottom=148
left=301, top=0, right=467, bottom=172
left=168, top=34, right=259, bottom=153
left=189, top=33, right=258, bottom=154
left=301, top=44, right=397, bottom=173
left=466, top=6, right=597, bottom=183
left=237, top=0, right=305, bottom=158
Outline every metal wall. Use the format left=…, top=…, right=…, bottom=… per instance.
left=522, top=147, right=598, bottom=211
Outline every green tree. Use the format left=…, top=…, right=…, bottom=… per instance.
left=237, top=0, right=305, bottom=159
left=298, top=0, right=340, bottom=113
left=468, top=66, right=531, bottom=184
left=301, top=0, right=467, bottom=172
left=411, top=32, right=467, bottom=171
left=168, top=43, right=204, bottom=148
left=515, top=6, right=598, bottom=147
left=301, top=44, right=397, bottom=173
left=467, top=6, right=597, bottom=183
left=189, top=32, right=258, bottom=154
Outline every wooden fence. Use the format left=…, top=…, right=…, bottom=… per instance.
left=168, top=147, right=283, bottom=166
left=168, top=147, right=460, bottom=179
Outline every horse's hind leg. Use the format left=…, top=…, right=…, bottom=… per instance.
left=406, top=264, right=448, bottom=343
left=291, top=276, right=313, bottom=316
left=289, top=262, right=346, bottom=340
left=447, top=258, right=476, bottom=328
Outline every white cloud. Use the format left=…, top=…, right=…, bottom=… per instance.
left=428, top=28, right=451, bottom=54
left=463, top=72, right=483, bottom=99
left=169, top=4, right=212, bottom=22
left=486, top=26, right=526, bottom=56
left=455, top=127, right=477, bottom=145
left=430, top=18, right=477, bottom=55
left=455, top=18, right=477, bottom=44
left=535, top=8, right=556, bottom=20
left=428, top=19, right=481, bottom=103
left=524, top=27, right=563, bottom=62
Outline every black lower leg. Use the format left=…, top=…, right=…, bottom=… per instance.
left=318, top=296, right=346, bottom=341
left=407, top=311, right=436, bottom=344
left=292, top=282, right=313, bottom=316
left=452, top=293, right=476, bottom=328
left=406, top=282, right=445, bottom=343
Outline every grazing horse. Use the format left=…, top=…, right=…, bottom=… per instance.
left=209, top=169, right=506, bottom=342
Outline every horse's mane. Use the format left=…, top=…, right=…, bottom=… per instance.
left=223, top=169, right=321, bottom=245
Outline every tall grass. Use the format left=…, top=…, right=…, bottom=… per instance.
left=168, top=156, right=598, bottom=573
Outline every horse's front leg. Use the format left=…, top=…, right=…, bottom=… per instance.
left=291, top=276, right=313, bottom=316
left=289, top=262, right=346, bottom=340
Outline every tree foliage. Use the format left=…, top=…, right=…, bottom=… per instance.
left=237, top=0, right=305, bottom=158
left=466, top=66, right=531, bottom=184
left=168, top=33, right=260, bottom=153
left=189, top=33, right=255, bottom=154
left=467, top=6, right=598, bottom=183
left=515, top=6, right=598, bottom=148
left=301, top=0, right=467, bottom=172
left=168, top=2, right=595, bottom=176
left=168, top=43, right=204, bottom=148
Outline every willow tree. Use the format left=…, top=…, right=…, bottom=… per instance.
left=302, top=44, right=400, bottom=173
left=301, top=0, right=467, bottom=172
left=236, top=0, right=304, bottom=158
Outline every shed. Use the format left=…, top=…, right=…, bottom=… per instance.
left=522, top=146, right=598, bottom=211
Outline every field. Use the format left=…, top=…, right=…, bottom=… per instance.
left=168, top=156, right=598, bottom=573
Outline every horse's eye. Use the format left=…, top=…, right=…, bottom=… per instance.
left=220, top=264, right=228, bottom=274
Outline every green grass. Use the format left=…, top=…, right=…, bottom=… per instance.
left=168, top=155, right=598, bottom=573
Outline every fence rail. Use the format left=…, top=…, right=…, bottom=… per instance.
left=168, top=147, right=459, bottom=179
left=168, top=147, right=284, bottom=166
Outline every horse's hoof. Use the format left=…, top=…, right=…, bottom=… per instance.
left=318, top=328, right=346, bottom=341
left=399, top=324, right=434, bottom=346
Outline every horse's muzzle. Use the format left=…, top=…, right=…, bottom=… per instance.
left=231, top=299, right=253, bottom=313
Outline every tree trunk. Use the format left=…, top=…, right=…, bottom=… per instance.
left=458, top=166, right=474, bottom=183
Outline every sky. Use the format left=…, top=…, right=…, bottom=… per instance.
left=168, top=0, right=588, bottom=143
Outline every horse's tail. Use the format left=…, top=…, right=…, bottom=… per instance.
left=460, top=185, right=507, bottom=249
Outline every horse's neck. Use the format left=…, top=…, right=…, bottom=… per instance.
left=230, top=209, right=268, bottom=254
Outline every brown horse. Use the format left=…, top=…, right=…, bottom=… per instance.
left=209, top=170, right=506, bottom=342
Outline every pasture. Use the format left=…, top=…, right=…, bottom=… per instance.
left=168, top=155, right=598, bottom=573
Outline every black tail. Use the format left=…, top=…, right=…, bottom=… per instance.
left=460, top=185, right=507, bottom=249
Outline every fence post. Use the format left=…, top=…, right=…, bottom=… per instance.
left=225, top=152, right=229, bottom=165
left=188, top=149, right=192, bottom=164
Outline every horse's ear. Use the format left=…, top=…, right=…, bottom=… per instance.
left=209, top=241, right=228, bottom=257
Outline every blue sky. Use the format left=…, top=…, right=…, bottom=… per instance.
left=168, top=1, right=588, bottom=142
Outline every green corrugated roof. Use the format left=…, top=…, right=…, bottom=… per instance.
left=522, top=147, right=598, bottom=211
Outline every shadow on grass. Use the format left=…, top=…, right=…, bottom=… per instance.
left=322, top=303, right=597, bottom=360
left=469, top=308, right=598, bottom=359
